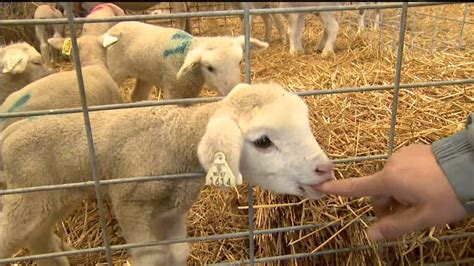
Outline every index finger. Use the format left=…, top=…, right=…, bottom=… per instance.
left=312, top=171, right=387, bottom=198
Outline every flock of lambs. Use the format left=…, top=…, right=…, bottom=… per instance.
left=0, top=2, right=381, bottom=265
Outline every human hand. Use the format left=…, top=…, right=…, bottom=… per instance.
left=313, top=144, right=469, bottom=242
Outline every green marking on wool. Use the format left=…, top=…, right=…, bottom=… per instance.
left=163, top=31, right=193, bottom=58
left=7, top=93, right=31, bottom=113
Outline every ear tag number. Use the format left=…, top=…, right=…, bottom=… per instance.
left=62, top=38, right=72, bottom=56
left=205, top=152, right=239, bottom=187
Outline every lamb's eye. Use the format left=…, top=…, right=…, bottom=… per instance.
left=253, top=136, right=272, bottom=149
left=206, top=65, right=214, bottom=72
left=32, top=61, right=42, bottom=65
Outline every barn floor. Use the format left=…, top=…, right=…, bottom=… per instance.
left=10, top=3, right=474, bottom=265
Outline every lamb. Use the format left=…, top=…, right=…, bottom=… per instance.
left=81, top=3, right=126, bottom=36
left=0, top=34, right=124, bottom=131
left=0, top=82, right=334, bottom=266
left=0, top=42, right=52, bottom=104
left=33, top=3, right=66, bottom=67
left=227, top=2, right=287, bottom=44
left=81, top=2, right=193, bottom=34
left=103, top=21, right=268, bottom=102
left=279, top=2, right=341, bottom=57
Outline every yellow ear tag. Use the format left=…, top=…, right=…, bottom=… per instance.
left=102, top=34, right=118, bottom=48
left=62, top=38, right=72, bottom=56
left=205, top=152, right=242, bottom=187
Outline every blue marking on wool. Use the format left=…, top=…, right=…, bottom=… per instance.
left=7, top=93, right=30, bottom=113
left=163, top=31, right=193, bottom=58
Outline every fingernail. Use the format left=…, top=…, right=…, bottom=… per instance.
left=368, top=227, right=384, bottom=242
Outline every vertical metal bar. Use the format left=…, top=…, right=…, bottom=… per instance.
left=243, top=3, right=255, bottom=265
left=387, top=2, right=409, bottom=156
left=459, top=4, right=469, bottom=48
left=431, top=7, right=440, bottom=51
left=64, top=4, right=113, bottom=265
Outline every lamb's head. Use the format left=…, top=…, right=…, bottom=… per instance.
left=177, top=36, right=269, bottom=96
left=47, top=34, right=112, bottom=67
left=198, top=83, right=334, bottom=199
left=0, top=42, right=52, bottom=82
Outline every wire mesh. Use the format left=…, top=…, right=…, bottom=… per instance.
left=0, top=2, right=472, bottom=265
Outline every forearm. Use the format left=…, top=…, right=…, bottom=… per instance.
left=432, top=113, right=474, bottom=215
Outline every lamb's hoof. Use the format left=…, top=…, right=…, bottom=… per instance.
left=321, top=49, right=335, bottom=59
left=281, top=37, right=288, bottom=45
left=290, top=48, right=304, bottom=55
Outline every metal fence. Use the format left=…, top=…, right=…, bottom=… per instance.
left=0, top=2, right=473, bottom=265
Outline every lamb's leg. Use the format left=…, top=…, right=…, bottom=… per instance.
left=319, top=11, right=339, bottom=58
left=272, top=13, right=287, bottom=45
left=153, top=212, right=189, bottom=266
left=27, top=229, right=71, bottom=266
left=287, top=13, right=305, bottom=55
left=113, top=202, right=170, bottom=265
left=1, top=195, right=70, bottom=265
left=261, top=14, right=273, bottom=43
left=35, top=25, right=52, bottom=67
left=374, top=9, right=381, bottom=31
left=130, top=79, right=154, bottom=102
left=358, top=9, right=366, bottom=34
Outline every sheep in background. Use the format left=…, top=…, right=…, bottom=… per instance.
left=279, top=2, right=341, bottom=57
left=0, top=34, right=124, bottom=131
left=227, top=2, right=287, bottom=44
left=0, top=82, right=334, bottom=265
left=34, top=3, right=66, bottom=67
left=81, top=2, right=194, bottom=34
left=0, top=42, right=52, bottom=104
left=81, top=3, right=126, bottom=36
left=103, top=21, right=268, bottom=102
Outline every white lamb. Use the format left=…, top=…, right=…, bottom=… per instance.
left=0, top=42, right=52, bottom=104
left=0, top=82, right=334, bottom=266
left=81, top=3, right=126, bottom=36
left=279, top=2, right=341, bottom=57
left=33, top=3, right=65, bottom=67
left=0, top=34, right=124, bottom=131
left=102, top=21, right=269, bottom=101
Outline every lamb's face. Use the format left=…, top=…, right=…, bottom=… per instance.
left=199, top=43, right=243, bottom=96
left=237, top=89, right=334, bottom=199
left=198, top=83, right=333, bottom=200
left=1, top=43, right=52, bottom=82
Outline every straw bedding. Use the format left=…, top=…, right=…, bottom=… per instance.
left=6, top=3, right=473, bottom=265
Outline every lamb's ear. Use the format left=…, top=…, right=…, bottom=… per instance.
left=2, top=50, right=28, bottom=74
left=176, top=45, right=204, bottom=79
left=236, top=36, right=269, bottom=51
left=197, top=111, right=244, bottom=186
left=47, top=37, right=66, bottom=50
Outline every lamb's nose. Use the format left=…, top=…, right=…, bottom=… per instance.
left=315, top=162, right=334, bottom=180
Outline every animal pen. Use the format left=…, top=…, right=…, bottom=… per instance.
left=0, top=1, right=473, bottom=265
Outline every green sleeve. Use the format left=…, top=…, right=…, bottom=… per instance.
left=432, top=113, right=474, bottom=215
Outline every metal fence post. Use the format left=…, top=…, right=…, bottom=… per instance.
left=64, top=3, right=113, bottom=265
left=243, top=2, right=256, bottom=265
left=459, top=4, right=469, bottom=48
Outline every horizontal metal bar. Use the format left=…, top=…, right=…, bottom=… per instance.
left=211, top=232, right=474, bottom=265
left=1, top=78, right=472, bottom=120
left=0, top=173, right=203, bottom=196
left=0, top=153, right=389, bottom=196
left=3, top=215, right=471, bottom=265
left=0, top=2, right=461, bottom=26
left=409, top=10, right=474, bottom=25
